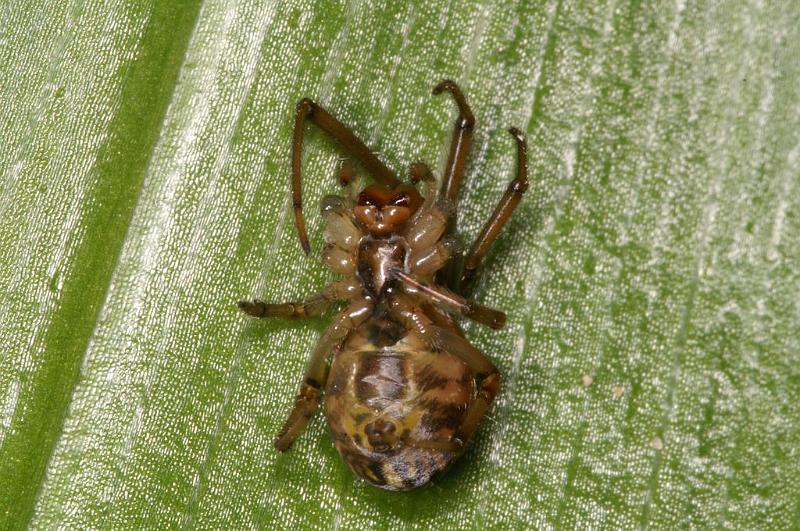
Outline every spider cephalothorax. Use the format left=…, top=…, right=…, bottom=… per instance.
left=239, top=80, right=527, bottom=490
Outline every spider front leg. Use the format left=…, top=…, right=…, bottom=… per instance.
left=433, top=80, right=475, bottom=212
left=459, top=127, right=528, bottom=290
left=292, top=98, right=401, bottom=254
left=432, top=80, right=474, bottom=290
left=274, top=297, right=373, bottom=451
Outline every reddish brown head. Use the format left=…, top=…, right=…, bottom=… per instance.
left=354, top=184, right=422, bottom=236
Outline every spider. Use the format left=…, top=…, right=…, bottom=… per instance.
left=239, top=80, right=528, bottom=491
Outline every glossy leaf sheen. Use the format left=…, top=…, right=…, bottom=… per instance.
left=1, top=0, right=798, bottom=528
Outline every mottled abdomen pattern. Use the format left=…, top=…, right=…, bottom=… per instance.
left=324, top=323, right=476, bottom=491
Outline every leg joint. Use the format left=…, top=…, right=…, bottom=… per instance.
left=456, top=116, right=475, bottom=130
left=509, top=179, right=528, bottom=194
left=296, top=98, right=317, bottom=119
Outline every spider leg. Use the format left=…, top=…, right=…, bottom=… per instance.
left=238, top=278, right=359, bottom=319
left=388, top=294, right=500, bottom=450
left=238, top=298, right=328, bottom=319
left=433, top=80, right=475, bottom=211
left=387, top=293, right=440, bottom=348
left=408, top=236, right=462, bottom=278
left=274, top=298, right=373, bottom=451
left=431, top=80, right=474, bottom=290
left=394, top=271, right=506, bottom=329
left=459, top=128, right=528, bottom=290
left=293, top=98, right=400, bottom=254
left=428, top=326, right=501, bottom=448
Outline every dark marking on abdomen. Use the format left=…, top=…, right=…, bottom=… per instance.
left=419, top=401, right=467, bottom=432
left=355, top=353, right=408, bottom=405
left=415, top=363, right=452, bottom=391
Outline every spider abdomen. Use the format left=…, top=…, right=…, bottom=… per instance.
left=324, top=322, right=475, bottom=491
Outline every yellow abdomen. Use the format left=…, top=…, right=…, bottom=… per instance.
left=324, top=320, right=476, bottom=491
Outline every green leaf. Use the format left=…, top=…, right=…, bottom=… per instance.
left=2, top=0, right=799, bottom=528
